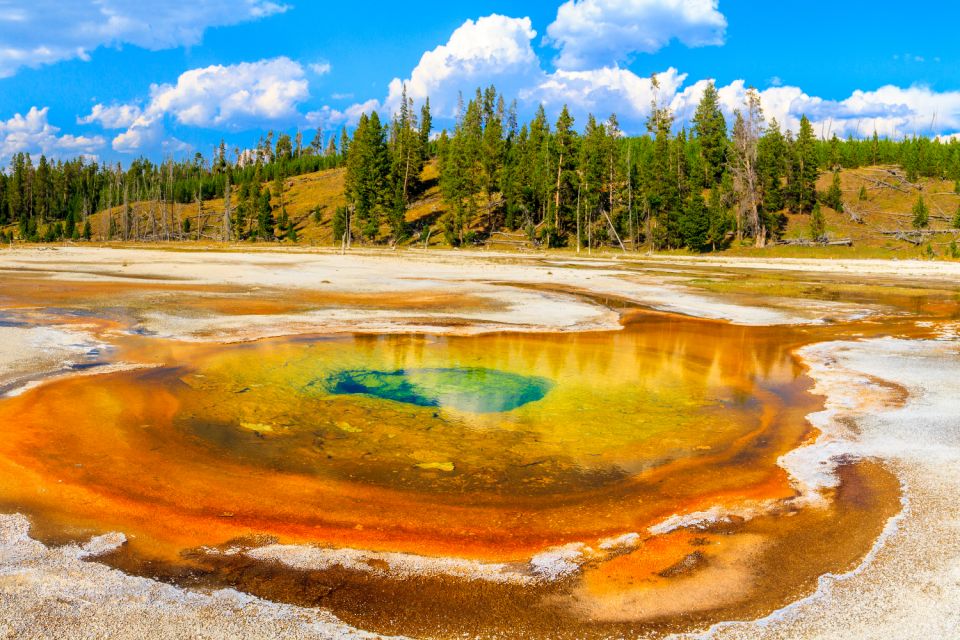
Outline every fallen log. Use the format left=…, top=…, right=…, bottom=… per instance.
left=879, top=229, right=959, bottom=235
left=486, top=239, right=531, bottom=247
left=894, top=232, right=922, bottom=246
left=862, top=176, right=911, bottom=193
left=777, top=238, right=853, bottom=247
left=880, top=229, right=960, bottom=246
left=844, top=204, right=866, bottom=224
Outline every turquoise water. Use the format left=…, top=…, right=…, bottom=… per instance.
left=322, top=367, right=554, bottom=413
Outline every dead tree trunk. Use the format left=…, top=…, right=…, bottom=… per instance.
left=601, top=209, right=626, bottom=252
left=575, top=183, right=581, bottom=254
left=223, top=175, right=232, bottom=242
left=122, top=182, right=129, bottom=241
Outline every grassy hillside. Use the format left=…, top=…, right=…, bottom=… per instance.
left=87, top=162, right=452, bottom=248
left=727, top=165, right=960, bottom=259
left=88, top=167, right=348, bottom=246
left=78, top=163, right=960, bottom=259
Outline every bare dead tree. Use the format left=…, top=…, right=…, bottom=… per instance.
left=223, top=174, right=232, bottom=242
left=102, top=176, right=113, bottom=240
left=195, top=190, right=205, bottom=241
left=601, top=208, right=626, bottom=252
left=730, top=89, right=765, bottom=246
left=122, top=180, right=130, bottom=241
left=575, top=181, right=581, bottom=254
left=626, top=143, right=634, bottom=250
left=170, top=163, right=181, bottom=240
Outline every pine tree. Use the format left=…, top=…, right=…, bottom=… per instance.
left=438, top=92, right=491, bottom=245
left=684, top=132, right=705, bottom=193
left=500, top=121, right=523, bottom=230
left=903, top=141, right=920, bottom=182
left=332, top=206, right=348, bottom=246
left=705, top=184, right=733, bottom=251
left=549, top=105, right=577, bottom=246
left=64, top=210, right=76, bottom=238
left=676, top=128, right=692, bottom=202
left=345, top=112, right=389, bottom=241
left=953, top=204, right=960, bottom=229
left=310, top=129, right=324, bottom=155
left=339, top=127, right=350, bottom=162
left=757, top=119, right=786, bottom=214
left=394, top=85, right=423, bottom=201
left=827, top=134, right=842, bottom=169
left=580, top=114, right=607, bottom=251
left=680, top=193, right=710, bottom=251
left=912, top=195, right=929, bottom=229
left=787, top=115, right=819, bottom=213
left=481, top=89, right=505, bottom=197
left=824, top=171, right=844, bottom=212
left=691, top=81, right=728, bottom=187
left=275, top=133, right=293, bottom=161
left=605, top=114, right=624, bottom=244
left=810, top=202, right=826, bottom=241
left=387, top=86, right=422, bottom=241
left=646, top=75, right=679, bottom=249
left=527, top=105, right=552, bottom=225
left=257, top=188, right=274, bottom=240
left=419, top=97, right=432, bottom=158
left=272, top=167, right=285, bottom=213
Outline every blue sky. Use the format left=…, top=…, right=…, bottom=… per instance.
left=1, top=1, right=958, bottom=165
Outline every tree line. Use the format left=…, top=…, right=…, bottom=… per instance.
left=3, top=82, right=960, bottom=250
left=0, top=129, right=346, bottom=243
left=425, top=82, right=960, bottom=251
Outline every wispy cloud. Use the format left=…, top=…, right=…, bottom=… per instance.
left=0, top=0, right=288, bottom=78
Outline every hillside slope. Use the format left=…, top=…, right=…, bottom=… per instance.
left=83, top=163, right=960, bottom=258
left=88, top=162, right=448, bottom=247
left=735, top=165, right=960, bottom=258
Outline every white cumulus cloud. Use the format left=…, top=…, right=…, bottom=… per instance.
left=0, top=107, right=105, bottom=162
left=364, top=12, right=704, bottom=132
left=90, top=57, right=310, bottom=153
left=546, top=0, right=727, bottom=70
left=0, top=1, right=289, bottom=78
left=148, top=57, right=308, bottom=128
left=670, top=79, right=960, bottom=140
left=39, top=7, right=960, bottom=159
left=384, top=14, right=541, bottom=118
left=529, top=66, right=688, bottom=125
left=110, top=116, right=164, bottom=154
